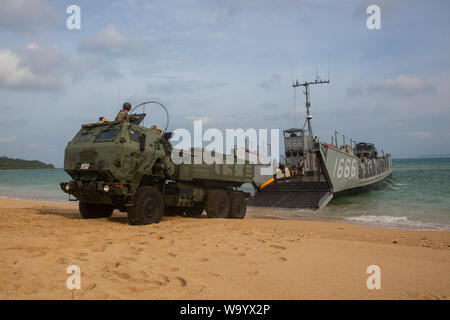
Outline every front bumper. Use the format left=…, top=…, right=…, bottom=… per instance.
left=60, top=181, right=130, bottom=204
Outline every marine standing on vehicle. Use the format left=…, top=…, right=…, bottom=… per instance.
left=115, top=102, right=133, bottom=122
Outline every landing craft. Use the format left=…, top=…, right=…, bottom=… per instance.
left=248, top=77, right=392, bottom=209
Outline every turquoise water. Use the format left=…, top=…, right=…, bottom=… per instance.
left=314, top=157, right=450, bottom=230
left=0, top=169, right=71, bottom=202
left=0, top=158, right=449, bottom=230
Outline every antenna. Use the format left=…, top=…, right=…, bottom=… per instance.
left=293, top=68, right=330, bottom=174
left=116, top=87, right=121, bottom=111
left=328, top=63, right=330, bottom=83
left=290, top=64, right=297, bottom=126
left=299, top=62, right=302, bottom=83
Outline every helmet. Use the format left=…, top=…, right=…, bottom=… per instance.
left=123, top=102, right=132, bottom=111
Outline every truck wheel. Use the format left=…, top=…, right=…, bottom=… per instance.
left=185, top=203, right=204, bottom=217
left=164, top=206, right=184, bottom=216
left=127, top=186, right=164, bottom=225
left=206, top=190, right=230, bottom=218
left=79, top=202, right=113, bottom=219
left=229, top=192, right=246, bottom=219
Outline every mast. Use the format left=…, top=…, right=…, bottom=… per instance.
left=292, top=76, right=329, bottom=174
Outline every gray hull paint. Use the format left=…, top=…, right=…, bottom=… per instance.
left=319, top=143, right=392, bottom=194
left=248, top=142, right=392, bottom=209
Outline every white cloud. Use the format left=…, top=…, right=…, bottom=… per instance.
left=71, top=56, right=123, bottom=81
left=368, top=75, right=436, bottom=97
left=0, top=0, right=58, bottom=34
left=80, top=25, right=143, bottom=56
left=0, top=44, right=65, bottom=91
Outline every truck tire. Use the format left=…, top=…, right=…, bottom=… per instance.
left=184, top=203, right=204, bottom=217
left=229, top=192, right=246, bottom=219
left=127, top=186, right=164, bottom=225
left=206, top=190, right=230, bottom=218
left=79, top=202, right=113, bottom=219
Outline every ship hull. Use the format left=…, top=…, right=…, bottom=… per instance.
left=248, top=142, right=392, bottom=209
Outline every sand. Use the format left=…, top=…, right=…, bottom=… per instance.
left=0, top=198, right=449, bottom=300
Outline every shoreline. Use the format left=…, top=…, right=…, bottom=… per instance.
left=0, top=197, right=449, bottom=299
left=0, top=193, right=448, bottom=231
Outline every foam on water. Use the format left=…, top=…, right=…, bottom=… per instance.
left=344, top=215, right=449, bottom=231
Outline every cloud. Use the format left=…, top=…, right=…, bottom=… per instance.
left=80, top=25, right=143, bottom=57
left=261, top=102, right=279, bottom=110
left=185, top=116, right=215, bottom=124
left=26, top=144, right=39, bottom=150
left=405, top=131, right=432, bottom=139
left=346, top=84, right=365, bottom=96
left=71, top=56, right=124, bottom=81
left=368, top=75, right=436, bottom=97
left=0, top=44, right=66, bottom=91
left=0, top=0, right=58, bottom=34
left=257, top=73, right=282, bottom=91
left=148, top=79, right=227, bottom=95
left=0, top=136, right=16, bottom=144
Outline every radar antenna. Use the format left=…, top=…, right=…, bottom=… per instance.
left=292, top=66, right=330, bottom=173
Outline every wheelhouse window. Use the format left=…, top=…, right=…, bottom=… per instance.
left=95, top=129, right=119, bottom=142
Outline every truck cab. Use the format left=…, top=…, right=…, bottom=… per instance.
left=354, top=142, right=378, bottom=159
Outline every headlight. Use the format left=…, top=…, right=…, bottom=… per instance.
left=103, top=185, right=110, bottom=192
left=65, top=184, right=70, bottom=191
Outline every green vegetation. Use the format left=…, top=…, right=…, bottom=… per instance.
left=0, top=156, right=55, bottom=170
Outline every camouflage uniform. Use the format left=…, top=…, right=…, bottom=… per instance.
left=115, top=110, right=130, bottom=122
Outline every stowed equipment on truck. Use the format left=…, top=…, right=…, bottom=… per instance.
left=60, top=101, right=254, bottom=225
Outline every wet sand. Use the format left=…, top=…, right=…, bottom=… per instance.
left=0, top=198, right=449, bottom=299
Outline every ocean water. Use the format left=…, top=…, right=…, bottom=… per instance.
left=0, top=169, right=71, bottom=203
left=0, top=158, right=449, bottom=230
left=283, top=157, right=450, bottom=230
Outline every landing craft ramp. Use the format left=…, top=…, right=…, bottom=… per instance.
left=248, top=175, right=332, bottom=209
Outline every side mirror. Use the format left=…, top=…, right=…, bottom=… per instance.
left=140, top=134, right=146, bottom=151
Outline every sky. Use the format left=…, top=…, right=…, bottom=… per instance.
left=0, top=0, right=449, bottom=167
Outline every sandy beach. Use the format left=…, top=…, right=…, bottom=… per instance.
left=0, top=197, right=449, bottom=300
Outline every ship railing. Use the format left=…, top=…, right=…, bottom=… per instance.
left=331, top=130, right=358, bottom=155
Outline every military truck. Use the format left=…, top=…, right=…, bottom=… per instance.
left=60, top=102, right=253, bottom=225
left=354, top=142, right=378, bottom=159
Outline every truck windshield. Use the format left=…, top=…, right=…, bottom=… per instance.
left=129, top=129, right=141, bottom=141
left=95, top=129, right=119, bottom=142
left=356, top=145, right=372, bottom=151
left=78, top=132, right=93, bottom=143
